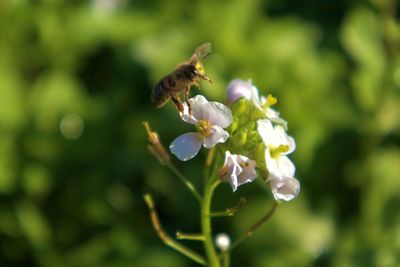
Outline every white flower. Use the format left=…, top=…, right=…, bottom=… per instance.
left=268, top=174, right=300, bottom=201
left=170, top=95, right=232, bottom=161
left=218, top=151, right=257, bottom=192
left=257, top=119, right=300, bottom=201
left=257, top=119, right=296, bottom=177
left=227, top=79, right=287, bottom=128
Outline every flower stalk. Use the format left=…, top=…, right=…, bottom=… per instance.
left=143, top=194, right=206, bottom=265
left=165, top=162, right=202, bottom=203
left=210, top=197, right=247, bottom=217
left=143, top=121, right=202, bottom=203
left=176, top=232, right=206, bottom=241
left=221, top=252, right=230, bottom=267
left=143, top=121, right=170, bottom=164
left=201, top=178, right=222, bottom=267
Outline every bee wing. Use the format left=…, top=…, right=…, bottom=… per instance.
left=190, top=42, right=212, bottom=62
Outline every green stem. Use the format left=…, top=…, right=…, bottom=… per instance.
left=209, top=211, right=235, bottom=218
left=201, top=179, right=221, bottom=267
left=204, top=147, right=216, bottom=179
left=143, top=194, right=206, bottom=265
left=166, top=162, right=202, bottom=203
left=176, top=232, right=205, bottom=241
left=221, top=251, right=230, bottom=267
left=210, top=197, right=247, bottom=217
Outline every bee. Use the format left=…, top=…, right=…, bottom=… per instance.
left=151, top=42, right=212, bottom=114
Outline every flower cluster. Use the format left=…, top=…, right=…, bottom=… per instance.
left=169, top=79, right=300, bottom=201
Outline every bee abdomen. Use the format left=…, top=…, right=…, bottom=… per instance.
left=151, top=79, right=170, bottom=107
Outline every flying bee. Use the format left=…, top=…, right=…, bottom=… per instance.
left=151, top=42, right=212, bottom=114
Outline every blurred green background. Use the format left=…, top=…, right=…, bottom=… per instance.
left=1, top=0, right=400, bottom=266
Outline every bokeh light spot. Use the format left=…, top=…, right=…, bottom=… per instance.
left=60, top=114, right=84, bottom=140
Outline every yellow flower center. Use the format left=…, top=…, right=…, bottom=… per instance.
left=267, top=94, right=277, bottom=105
left=239, top=161, right=249, bottom=168
left=217, top=164, right=230, bottom=178
left=262, top=94, right=278, bottom=109
left=197, top=120, right=211, bottom=136
left=270, top=144, right=289, bottom=158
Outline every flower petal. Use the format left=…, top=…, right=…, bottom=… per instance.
left=181, top=112, right=198, bottom=125
left=286, top=136, right=296, bottom=155
left=218, top=151, right=242, bottom=192
left=227, top=79, right=261, bottom=109
left=258, top=119, right=295, bottom=155
left=229, top=163, right=241, bottom=192
left=181, top=95, right=208, bottom=124
left=265, top=108, right=288, bottom=129
left=169, top=132, right=203, bottom=161
left=236, top=156, right=257, bottom=186
left=257, top=119, right=274, bottom=145
left=198, top=102, right=232, bottom=128
left=265, top=149, right=296, bottom=177
left=203, top=126, right=229, bottom=148
left=227, top=79, right=255, bottom=104
left=272, top=126, right=295, bottom=153
left=268, top=174, right=300, bottom=201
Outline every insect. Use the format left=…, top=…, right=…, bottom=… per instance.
left=151, top=42, right=212, bottom=114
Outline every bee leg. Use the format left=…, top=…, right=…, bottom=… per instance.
left=184, top=87, right=192, bottom=116
left=171, top=94, right=184, bottom=115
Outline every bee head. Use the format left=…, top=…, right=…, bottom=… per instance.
left=193, top=62, right=205, bottom=75
left=193, top=62, right=212, bottom=83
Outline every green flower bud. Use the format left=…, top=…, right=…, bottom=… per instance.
left=231, top=129, right=248, bottom=148
left=246, top=121, right=256, bottom=131
left=247, top=129, right=260, bottom=143
left=238, top=115, right=249, bottom=127
left=250, top=106, right=266, bottom=121
left=230, top=98, right=251, bottom=117
left=227, top=116, right=239, bottom=134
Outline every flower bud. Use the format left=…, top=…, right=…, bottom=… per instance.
left=215, top=233, right=231, bottom=251
left=227, top=79, right=256, bottom=105
left=268, top=174, right=300, bottom=201
left=143, top=121, right=170, bottom=164
left=246, top=121, right=256, bottom=131
left=231, top=129, right=248, bottom=148
left=230, top=98, right=251, bottom=117
left=226, top=116, right=239, bottom=134
left=250, top=105, right=266, bottom=121
left=242, top=128, right=259, bottom=150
